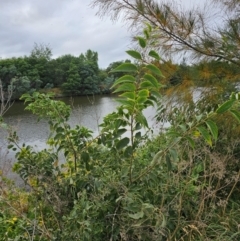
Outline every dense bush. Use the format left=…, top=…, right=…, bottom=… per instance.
left=1, top=26, right=240, bottom=241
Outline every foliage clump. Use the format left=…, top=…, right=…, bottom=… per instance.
left=1, top=25, right=240, bottom=241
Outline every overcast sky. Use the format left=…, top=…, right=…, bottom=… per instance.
left=0, top=0, right=131, bottom=68
left=0, top=0, right=215, bottom=68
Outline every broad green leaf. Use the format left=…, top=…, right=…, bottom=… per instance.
left=149, top=50, right=160, bottom=61
left=145, top=64, right=164, bottom=77
left=140, top=81, right=154, bottom=89
left=120, top=91, right=136, bottom=100
left=113, top=83, right=136, bottom=93
left=126, top=50, right=142, bottom=60
left=117, top=98, right=135, bottom=108
left=116, top=137, right=130, bottom=150
left=128, top=211, right=144, bottom=219
left=110, top=63, right=138, bottom=73
left=135, top=131, right=141, bottom=139
left=116, top=128, right=127, bottom=137
left=137, top=96, right=148, bottom=104
left=136, top=36, right=146, bottom=48
left=216, top=99, right=235, bottom=114
left=230, top=109, right=240, bottom=123
left=197, top=126, right=212, bottom=146
left=112, top=75, right=136, bottom=88
left=138, top=89, right=149, bottom=98
left=143, top=74, right=159, bottom=88
left=205, top=120, right=218, bottom=141
left=134, top=122, right=141, bottom=130
left=115, top=119, right=123, bottom=129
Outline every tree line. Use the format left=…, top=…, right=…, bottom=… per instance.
left=0, top=44, right=131, bottom=99
left=1, top=45, right=239, bottom=101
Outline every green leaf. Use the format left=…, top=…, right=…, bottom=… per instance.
left=138, top=89, right=149, bottom=98
left=143, top=74, right=160, bottom=88
left=116, top=128, right=127, bottom=137
left=137, top=96, right=148, bottom=104
left=117, top=98, right=135, bottom=108
left=197, top=126, right=212, bottom=146
left=145, top=64, right=164, bottom=77
left=112, top=75, right=136, bottom=88
left=113, top=83, right=136, bottom=93
left=120, top=91, right=136, bottom=100
left=149, top=50, right=160, bottom=61
left=110, top=63, right=138, bottom=73
left=136, top=36, right=146, bottom=48
left=126, top=50, right=142, bottom=60
left=205, top=120, right=218, bottom=141
left=128, top=211, right=144, bottom=219
left=116, top=137, right=130, bottom=150
left=135, top=131, right=141, bottom=139
left=230, top=109, right=240, bottom=123
left=216, top=99, right=235, bottom=114
left=140, top=81, right=154, bottom=89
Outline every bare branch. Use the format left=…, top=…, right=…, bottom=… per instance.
left=0, top=79, right=14, bottom=118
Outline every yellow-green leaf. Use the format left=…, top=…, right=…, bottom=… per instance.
left=138, top=89, right=149, bottom=98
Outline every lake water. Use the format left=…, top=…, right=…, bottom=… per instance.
left=0, top=94, right=158, bottom=181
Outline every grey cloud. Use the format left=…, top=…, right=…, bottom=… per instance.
left=0, top=0, right=130, bottom=67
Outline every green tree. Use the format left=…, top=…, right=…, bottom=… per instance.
left=62, top=63, right=82, bottom=95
